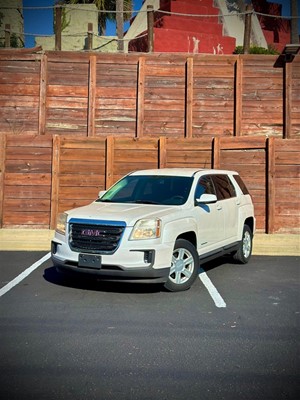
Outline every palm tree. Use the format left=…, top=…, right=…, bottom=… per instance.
left=60, top=0, right=133, bottom=35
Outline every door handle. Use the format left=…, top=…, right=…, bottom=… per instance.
left=217, top=205, right=222, bottom=211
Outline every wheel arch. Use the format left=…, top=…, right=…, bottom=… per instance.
left=163, top=218, right=198, bottom=248
left=176, top=231, right=197, bottom=248
left=244, top=217, right=255, bottom=236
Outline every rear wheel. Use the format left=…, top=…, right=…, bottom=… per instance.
left=164, top=239, right=199, bottom=292
left=233, top=224, right=252, bottom=264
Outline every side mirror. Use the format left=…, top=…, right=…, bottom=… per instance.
left=196, top=193, right=217, bottom=204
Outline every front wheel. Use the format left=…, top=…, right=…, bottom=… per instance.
left=164, top=239, right=199, bottom=292
left=233, top=224, right=253, bottom=264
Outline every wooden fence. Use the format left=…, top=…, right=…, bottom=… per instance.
left=0, top=51, right=299, bottom=138
left=0, top=134, right=299, bottom=233
left=0, top=51, right=299, bottom=233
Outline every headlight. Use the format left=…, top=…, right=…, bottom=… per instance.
left=130, top=219, right=161, bottom=240
left=56, top=212, right=68, bottom=235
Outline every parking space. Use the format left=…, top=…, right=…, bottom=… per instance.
left=0, top=252, right=299, bottom=400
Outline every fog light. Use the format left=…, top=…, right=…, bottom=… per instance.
left=144, top=250, right=154, bottom=264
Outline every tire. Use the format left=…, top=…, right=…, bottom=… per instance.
left=164, top=239, right=199, bottom=292
left=233, top=224, right=253, bottom=264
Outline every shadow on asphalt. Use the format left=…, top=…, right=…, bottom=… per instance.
left=43, top=257, right=232, bottom=294
left=43, top=266, right=165, bottom=294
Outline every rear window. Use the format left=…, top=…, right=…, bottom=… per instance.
left=233, top=175, right=250, bottom=195
left=212, top=175, right=236, bottom=200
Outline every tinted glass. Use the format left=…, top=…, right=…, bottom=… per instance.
left=195, top=175, right=216, bottom=198
left=212, top=175, right=236, bottom=200
left=233, top=175, right=250, bottom=195
left=98, top=175, right=194, bottom=206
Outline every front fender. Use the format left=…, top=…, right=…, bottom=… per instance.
left=162, top=217, right=198, bottom=245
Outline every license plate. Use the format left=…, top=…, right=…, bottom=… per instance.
left=78, top=254, right=102, bottom=269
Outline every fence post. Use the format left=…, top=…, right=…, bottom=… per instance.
left=212, top=137, right=221, bottom=169
left=5, top=24, right=10, bottom=47
left=147, top=5, right=154, bottom=52
left=55, top=6, right=62, bottom=51
left=38, top=54, right=48, bottom=135
left=159, top=137, right=167, bottom=168
left=136, top=57, right=145, bottom=138
left=50, top=135, right=61, bottom=229
left=266, top=137, right=275, bottom=233
left=283, top=62, right=292, bottom=139
left=185, top=57, right=193, bottom=138
left=87, top=23, right=93, bottom=50
left=106, top=136, right=115, bottom=189
left=88, top=55, right=96, bottom=137
left=243, top=4, right=252, bottom=54
left=0, top=134, right=6, bottom=228
left=235, top=57, right=243, bottom=136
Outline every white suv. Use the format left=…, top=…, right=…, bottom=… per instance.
left=51, top=168, right=255, bottom=291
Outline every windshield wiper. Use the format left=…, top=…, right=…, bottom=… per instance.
left=97, top=198, right=112, bottom=202
left=133, top=199, right=159, bottom=204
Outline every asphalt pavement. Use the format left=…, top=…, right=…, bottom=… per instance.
left=0, top=251, right=299, bottom=400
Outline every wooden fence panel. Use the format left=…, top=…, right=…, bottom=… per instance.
left=241, top=56, right=284, bottom=137
left=95, top=60, right=138, bottom=137
left=163, top=138, right=213, bottom=168
left=46, top=55, right=89, bottom=136
left=192, top=57, right=236, bottom=137
left=274, top=139, right=300, bottom=233
left=143, top=57, right=186, bottom=137
left=2, top=135, right=52, bottom=228
left=111, top=138, right=159, bottom=183
left=0, top=56, right=41, bottom=135
left=51, top=136, right=106, bottom=224
left=218, top=137, right=267, bottom=231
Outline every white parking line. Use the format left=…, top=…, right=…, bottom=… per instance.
left=198, top=268, right=226, bottom=308
left=0, top=252, right=51, bottom=298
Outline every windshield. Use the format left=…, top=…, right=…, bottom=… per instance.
left=97, top=175, right=193, bottom=206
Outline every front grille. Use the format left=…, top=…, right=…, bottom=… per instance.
left=69, top=220, right=126, bottom=254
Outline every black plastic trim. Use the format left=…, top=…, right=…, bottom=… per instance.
left=51, top=253, right=170, bottom=284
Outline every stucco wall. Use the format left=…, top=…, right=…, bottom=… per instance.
left=214, top=0, right=267, bottom=47
left=35, top=4, right=117, bottom=52
left=124, top=0, right=160, bottom=52
left=0, top=0, right=24, bottom=47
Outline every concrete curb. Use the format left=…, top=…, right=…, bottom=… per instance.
left=0, top=229, right=55, bottom=251
left=0, top=229, right=299, bottom=256
left=252, top=234, right=299, bottom=256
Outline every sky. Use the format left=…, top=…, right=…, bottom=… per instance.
left=23, top=0, right=299, bottom=48
left=23, top=0, right=143, bottom=47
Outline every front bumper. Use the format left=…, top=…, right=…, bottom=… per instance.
left=52, top=252, right=170, bottom=283
left=51, top=238, right=172, bottom=283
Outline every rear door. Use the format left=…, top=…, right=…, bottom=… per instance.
left=194, top=175, right=225, bottom=254
left=211, top=174, right=239, bottom=243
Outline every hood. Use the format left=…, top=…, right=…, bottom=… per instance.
left=66, top=201, right=180, bottom=226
